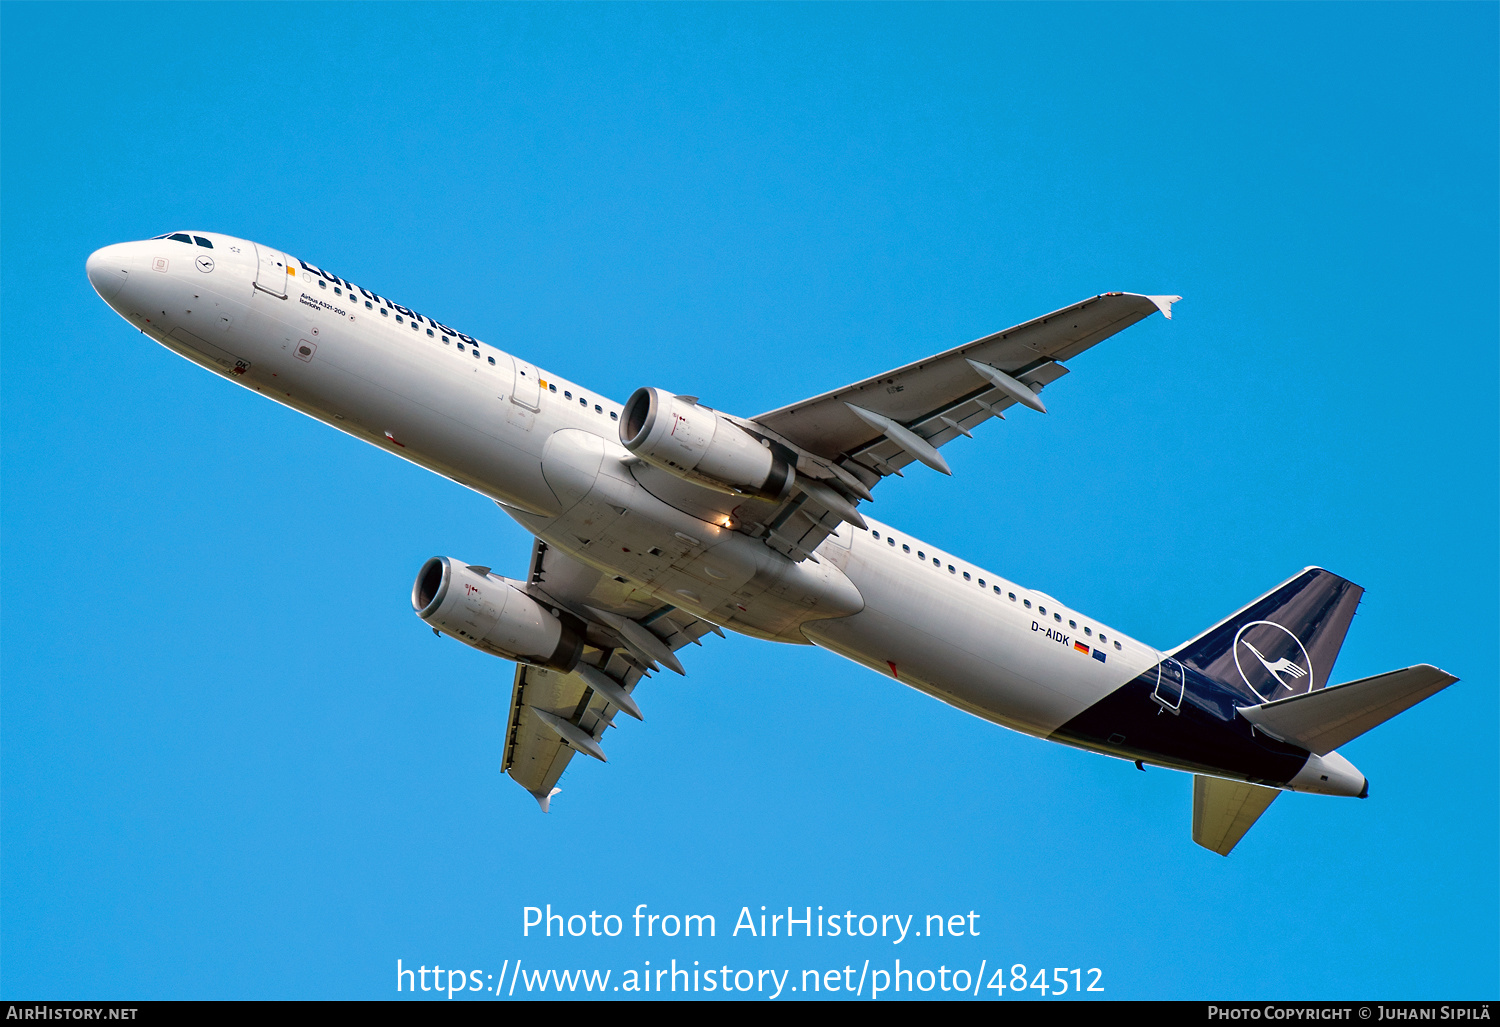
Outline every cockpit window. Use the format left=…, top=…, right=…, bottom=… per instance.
left=193, top=236, right=213, bottom=248
left=169, top=233, right=193, bottom=244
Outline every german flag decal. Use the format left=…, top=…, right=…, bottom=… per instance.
left=1074, top=641, right=1091, bottom=655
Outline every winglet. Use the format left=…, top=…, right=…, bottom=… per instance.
left=1147, top=295, right=1182, bottom=320
left=533, top=787, right=562, bottom=813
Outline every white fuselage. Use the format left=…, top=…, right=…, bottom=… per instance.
left=87, top=232, right=1161, bottom=748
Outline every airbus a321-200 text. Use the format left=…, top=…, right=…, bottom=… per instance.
left=86, top=231, right=1457, bottom=854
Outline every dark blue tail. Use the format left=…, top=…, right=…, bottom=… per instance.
left=1171, top=568, right=1363, bottom=705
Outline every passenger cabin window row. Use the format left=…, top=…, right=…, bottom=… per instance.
left=543, top=381, right=618, bottom=419
left=868, top=529, right=1123, bottom=651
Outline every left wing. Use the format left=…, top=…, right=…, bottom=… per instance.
left=501, top=538, right=723, bottom=810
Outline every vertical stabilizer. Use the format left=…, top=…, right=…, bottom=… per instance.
left=1193, top=775, right=1280, bottom=855
left=1172, top=568, right=1362, bottom=704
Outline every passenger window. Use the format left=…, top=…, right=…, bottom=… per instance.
left=564, top=391, right=572, bottom=399
left=193, top=236, right=212, bottom=248
left=993, top=585, right=1000, bottom=594
left=962, top=571, right=970, bottom=581
left=872, top=531, right=880, bottom=540
left=318, top=279, right=327, bottom=288
left=426, top=329, right=434, bottom=337
left=1024, top=600, right=1032, bottom=609
left=395, top=315, right=403, bottom=323
left=549, top=384, right=557, bottom=392
left=887, top=537, right=896, bottom=546
left=334, top=287, right=342, bottom=296
left=1084, top=627, right=1092, bottom=636
left=977, top=578, right=984, bottom=586
left=1009, top=592, right=1016, bottom=601
left=169, top=233, right=192, bottom=243
left=1099, top=634, right=1107, bottom=643
left=902, top=544, right=910, bottom=553
left=948, top=565, right=955, bottom=574
left=488, top=356, right=496, bottom=365
left=457, top=344, right=465, bottom=352
left=594, top=405, right=602, bottom=413
left=441, top=335, right=449, bottom=342
left=610, top=411, right=618, bottom=420
left=917, top=551, right=925, bottom=559
left=579, top=397, right=587, bottom=406
left=932, top=558, right=940, bottom=567
left=1054, top=613, right=1062, bottom=622
left=366, top=301, right=373, bottom=309
left=1039, top=606, right=1046, bottom=615
left=1114, top=641, right=1122, bottom=650
left=474, top=350, right=480, bottom=358
left=381, top=308, right=389, bottom=317
left=1069, top=620, right=1077, bottom=629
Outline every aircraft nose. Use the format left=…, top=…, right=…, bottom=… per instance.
left=86, top=243, right=134, bottom=303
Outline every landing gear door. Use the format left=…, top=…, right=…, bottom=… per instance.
left=253, top=243, right=288, bottom=298
left=1153, top=657, right=1186, bottom=713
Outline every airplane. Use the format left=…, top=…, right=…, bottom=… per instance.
left=85, top=230, right=1458, bottom=855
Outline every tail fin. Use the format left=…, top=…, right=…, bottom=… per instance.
left=1172, top=567, right=1363, bottom=704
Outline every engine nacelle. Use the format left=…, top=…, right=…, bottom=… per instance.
left=411, top=557, right=583, bottom=671
left=619, top=387, right=794, bottom=500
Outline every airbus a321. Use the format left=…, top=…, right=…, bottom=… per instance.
left=86, top=231, right=1457, bottom=854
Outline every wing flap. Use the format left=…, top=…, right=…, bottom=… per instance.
left=1192, top=775, right=1280, bottom=856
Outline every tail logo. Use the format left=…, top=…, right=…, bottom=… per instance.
left=1232, top=620, right=1315, bottom=703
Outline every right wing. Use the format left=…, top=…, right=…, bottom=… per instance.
left=502, top=538, right=723, bottom=810
left=740, top=292, right=1178, bottom=562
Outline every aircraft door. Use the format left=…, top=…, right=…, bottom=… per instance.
left=511, top=357, right=541, bottom=411
left=1152, top=656, right=1186, bottom=713
left=253, top=243, right=288, bottom=298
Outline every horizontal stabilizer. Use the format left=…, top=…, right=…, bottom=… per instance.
left=1192, top=775, right=1280, bottom=856
left=1237, top=664, right=1457, bottom=755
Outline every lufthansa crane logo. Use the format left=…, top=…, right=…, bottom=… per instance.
left=1232, top=620, right=1314, bottom=703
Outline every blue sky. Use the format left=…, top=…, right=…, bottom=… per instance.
left=3, top=2, right=1496, bottom=1000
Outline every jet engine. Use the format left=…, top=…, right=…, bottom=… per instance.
left=412, top=556, right=583, bottom=671
left=619, top=387, right=794, bottom=500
